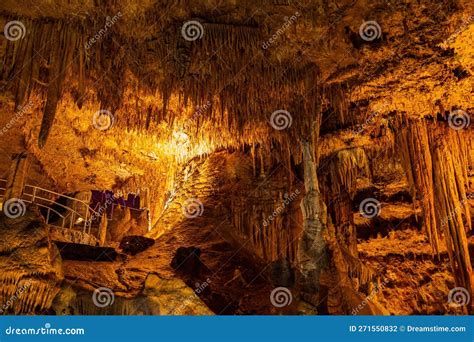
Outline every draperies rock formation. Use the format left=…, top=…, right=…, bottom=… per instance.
left=0, top=0, right=473, bottom=315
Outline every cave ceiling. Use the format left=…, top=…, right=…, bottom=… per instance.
left=0, top=0, right=472, bottom=194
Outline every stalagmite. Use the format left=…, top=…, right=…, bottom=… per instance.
left=298, top=136, right=329, bottom=305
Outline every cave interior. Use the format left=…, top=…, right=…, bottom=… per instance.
left=0, top=0, right=473, bottom=316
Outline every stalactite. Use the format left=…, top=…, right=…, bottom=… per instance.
left=0, top=277, right=59, bottom=314
left=396, top=115, right=440, bottom=254
left=1, top=15, right=321, bottom=155
left=39, top=23, right=70, bottom=148
left=319, top=148, right=374, bottom=288
left=429, top=125, right=472, bottom=295
left=229, top=148, right=302, bottom=264
left=396, top=114, right=473, bottom=305
left=324, top=84, right=351, bottom=129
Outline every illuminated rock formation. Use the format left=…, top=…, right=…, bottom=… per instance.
left=0, top=0, right=472, bottom=315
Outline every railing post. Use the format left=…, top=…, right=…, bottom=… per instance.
left=84, top=207, right=89, bottom=226
left=98, top=212, right=108, bottom=246
left=31, top=187, right=37, bottom=202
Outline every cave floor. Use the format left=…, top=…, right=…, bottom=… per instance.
left=61, top=219, right=471, bottom=315
left=62, top=217, right=279, bottom=315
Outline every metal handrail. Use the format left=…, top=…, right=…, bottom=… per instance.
left=31, top=202, right=67, bottom=228
left=0, top=179, right=100, bottom=235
